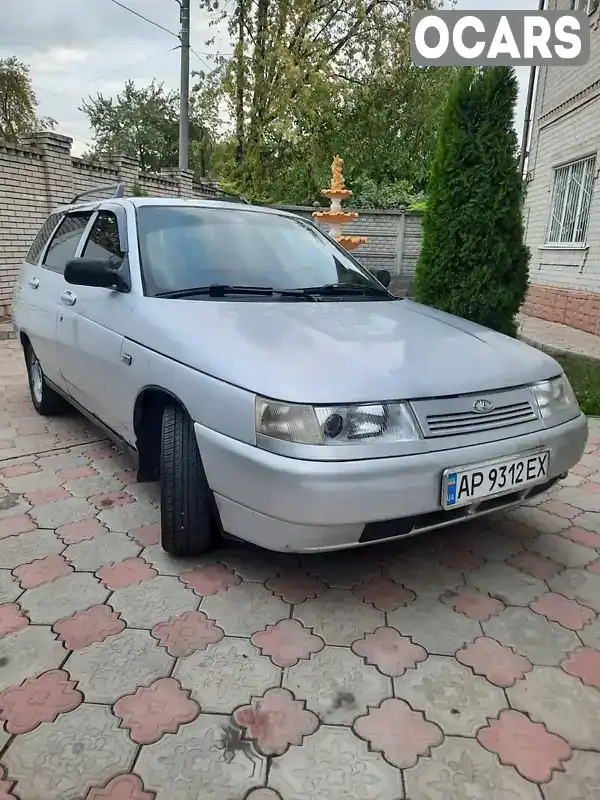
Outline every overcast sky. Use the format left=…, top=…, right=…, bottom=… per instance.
left=0, top=0, right=539, bottom=158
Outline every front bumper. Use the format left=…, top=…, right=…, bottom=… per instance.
left=194, top=414, right=588, bottom=553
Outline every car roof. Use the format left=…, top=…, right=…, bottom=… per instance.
left=52, top=196, right=300, bottom=220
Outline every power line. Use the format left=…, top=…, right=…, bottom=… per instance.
left=106, top=0, right=179, bottom=39
left=190, top=47, right=212, bottom=71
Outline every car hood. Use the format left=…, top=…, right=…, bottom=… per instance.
left=132, top=298, right=561, bottom=403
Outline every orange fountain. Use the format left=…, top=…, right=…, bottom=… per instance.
left=313, top=155, right=368, bottom=251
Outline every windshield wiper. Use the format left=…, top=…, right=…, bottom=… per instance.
left=296, top=282, right=392, bottom=298
left=155, top=284, right=315, bottom=300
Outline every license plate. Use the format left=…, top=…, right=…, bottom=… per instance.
left=442, top=450, right=550, bottom=510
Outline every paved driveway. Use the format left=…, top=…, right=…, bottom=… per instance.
left=0, top=339, right=599, bottom=800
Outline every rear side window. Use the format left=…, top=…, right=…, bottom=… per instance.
left=26, top=214, right=60, bottom=265
left=42, top=212, right=93, bottom=274
left=82, top=211, right=122, bottom=259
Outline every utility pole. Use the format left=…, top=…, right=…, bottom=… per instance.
left=178, top=0, right=190, bottom=170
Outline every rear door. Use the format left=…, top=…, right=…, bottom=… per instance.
left=16, top=210, right=93, bottom=389
left=56, top=206, right=137, bottom=440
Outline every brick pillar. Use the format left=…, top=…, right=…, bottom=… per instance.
left=174, top=169, right=194, bottom=197
left=108, top=154, right=139, bottom=195
left=19, top=132, right=74, bottom=211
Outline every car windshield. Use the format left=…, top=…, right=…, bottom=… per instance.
left=136, top=205, right=385, bottom=298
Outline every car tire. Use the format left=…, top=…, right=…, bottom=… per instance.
left=160, top=403, right=215, bottom=556
left=25, top=344, right=68, bottom=416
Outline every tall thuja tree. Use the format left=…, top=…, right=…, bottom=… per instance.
left=413, top=66, right=529, bottom=337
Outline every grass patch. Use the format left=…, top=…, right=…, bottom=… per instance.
left=556, top=353, right=600, bottom=417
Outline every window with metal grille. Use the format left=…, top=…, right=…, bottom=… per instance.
left=546, top=156, right=596, bottom=246
left=571, top=0, right=599, bottom=15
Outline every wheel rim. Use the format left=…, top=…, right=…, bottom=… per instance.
left=30, top=353, right=43, bottom=404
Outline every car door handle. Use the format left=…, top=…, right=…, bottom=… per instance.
left=28, top=277, right=39, bottom=289
left=60, top=290, right=77, bottom=307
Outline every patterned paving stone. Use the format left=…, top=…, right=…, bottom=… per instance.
left=151, top=610, right=224, bottom=657
left=3, top=704, right=136, bottom=800
left=234, top=687, right=319, bottom=756
left=477, top=709, right=572, bottom=783
left=352, top=626, right=428, bottom=677
left=302, top=551, right=382, bottom=589
left=404, top=736, right=542, bottom=800
left=562, top=525, right=600, bottom=548
left=273, top=724, right=404, bottom=800
left=351, top=575, right=415, bottom=611
left=109, top=575, right=199, bottom=629
left=251, top=618, right=324, bottom=668
left=97, top=557, right=157, bottom=590
left=0, top=669, right=83, bottom=734
left=28, top=497, right=93, bottom=529
left=483, top=607, right=581, bottom=666
left=385, top=556, right=463, bottom=596
left=19, top=572, right=109, bottom=625
left=266, top=573, right=328, bottom=604
left=549, top=568, right=600, bottom=612
left=527, top=532, right=597, bottom=568
left=440, top=588, right=505, bottom=621
left=0, top=763, right=16, bottom=798
left=173, top=636, right=280, bottom=713
left=63, top=531, right=141, bottom=571
left=283, top=645, right=390, bottom=725
left=530, top=592, right=596, bottom=630
left=0, top=603, right=28, bottom=638
left=245, top=790, right=282, bottom=800
left=293, top=587, right=384, bottom=646
left=180, top=563, right=241, bottom=596
left=0, top=528, right=63, bottom=569
left=465, top=561, right=546, bottom=605
left=135, top=713, right=267, bottom=799
left=97, top=502, right=160, bottom=533
left=561, top=646, right=600, bottom=689
left=140, top=544, right=214, bottom=576
left=202, top=581, right=290, bottom=638
left=53, top=605, right=126, bottom=650
left=221, top=547, right=299, bottom=583
left=394, top=655, right=507, bottom=736
left=571, top=511, right=600, bottom=533
left=63, top=473, right=124, bottom=498
left=2, top=469, right=63, bottom=494
left=580, top=617, right=600, bottom=649
left=543, top=751, right=600, bottom=800
left=86, top=774, right=155, bottom=800
left=25, top=487, right=70, bottom=506
left=66, top=629, right=173, bottom=703
left=113, top=677, right=199, bottom=744
left=13, top=554, right=73, bottom=589
left=354, top=697, right=442, bottom=768
left=507, top=665, right=600, bottom=750
left=0, top=513, right=36, bottom=540
left=55, top=517, right=108, bottom=545
left=455, top=637, right=533, bottom=687
left=507, top=506, right=570, bottom=534
left=0, top=571, right=20, bottom=605
left=437, top=543, right=485, bottom=571
left=387, top=597, right=481, bottom=655
left=508, top=550, right=564, bottom=580
left=466, top=530, right=526, bottom=562
left=128, top=524, right=161, bottom=548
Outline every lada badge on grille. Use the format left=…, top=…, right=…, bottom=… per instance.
left=472, top=399, right=494, bottom=414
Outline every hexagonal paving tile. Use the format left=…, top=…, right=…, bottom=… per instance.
left=63, top=531, right=141, bottom=571
left=3, top=704, right=136, bottom=800
left=385, top=556, right=464, bottom=597
left=135, top=713, right=267, bottom=799
left=394, top=656, right=507, bottom=736
left=465, top=562, right=546, bottom=605
left=65, top=628, right=173, bottom=703
left=549, top=568, right=600, bottom=612
left=0, top=570, right=20, bottom=604
left=28, top=497, right=93, bottom=529
left=269, top=725, right=404, bottom=800
left=19, top=573, right=109, bottom=625
left=507, top=665, right=600, bottom=750
left=173, top=636, right=280, bottom=713
left=482, top=607, right=581, bottom=666
left=283, top=645, right=391, bottom=725
left=404, top=736, right=542, bottom=800
left=0, top=625, right=66, bottom=692
left=526, top=533, right=596, bottom=568
left=387, top=597, right=481, bottom=655
left=201, top=582, right=290, bottom=638
left=543, top=751, right=600, bottom=800
left=97, top=502, right=159, bottom=532
left=293, top=588, right=385, bottom=647
left=109, top=575, right=200, bottom=629
left=0, top=528, right=63, bottom=570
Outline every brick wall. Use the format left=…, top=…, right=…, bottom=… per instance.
left=0, top=132, right=220, bottom=320
left=522, top=0, right=600, bottom=334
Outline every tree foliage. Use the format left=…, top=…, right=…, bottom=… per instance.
left=413, top=67, right=529, bottom=337
left=81, top=79, right=214, bottom=177
left=196, top=0, right=455, bottom=205
left=0, top=57, right=56, bottom=143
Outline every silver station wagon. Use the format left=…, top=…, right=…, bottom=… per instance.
left=12, top=187, right=588, bottom=555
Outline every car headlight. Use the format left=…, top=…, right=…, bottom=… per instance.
left=255, top=397, right=422, bottom=446
left=532, top=374, right=579, bottom=421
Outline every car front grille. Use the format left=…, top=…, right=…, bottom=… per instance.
left=424, top=400, right=537, bottom=437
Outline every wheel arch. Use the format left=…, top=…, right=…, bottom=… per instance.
left=133, top=385, right=193, bottom=481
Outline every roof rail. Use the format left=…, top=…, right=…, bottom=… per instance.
left=196, top=183, right=251, bottom=205
left=71, top=182, right=126, bottom=204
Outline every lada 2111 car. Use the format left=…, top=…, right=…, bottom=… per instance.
left=12, top=184, right=588, bottom=555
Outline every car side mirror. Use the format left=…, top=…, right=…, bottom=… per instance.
left=64, top=256, right=128, bottom=292
left=376, top=269, right=391, bottom=289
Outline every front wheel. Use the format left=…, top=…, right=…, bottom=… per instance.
left=25, top=344, right=68, bottom=416
left=160, top=404, right=215, bottom=556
